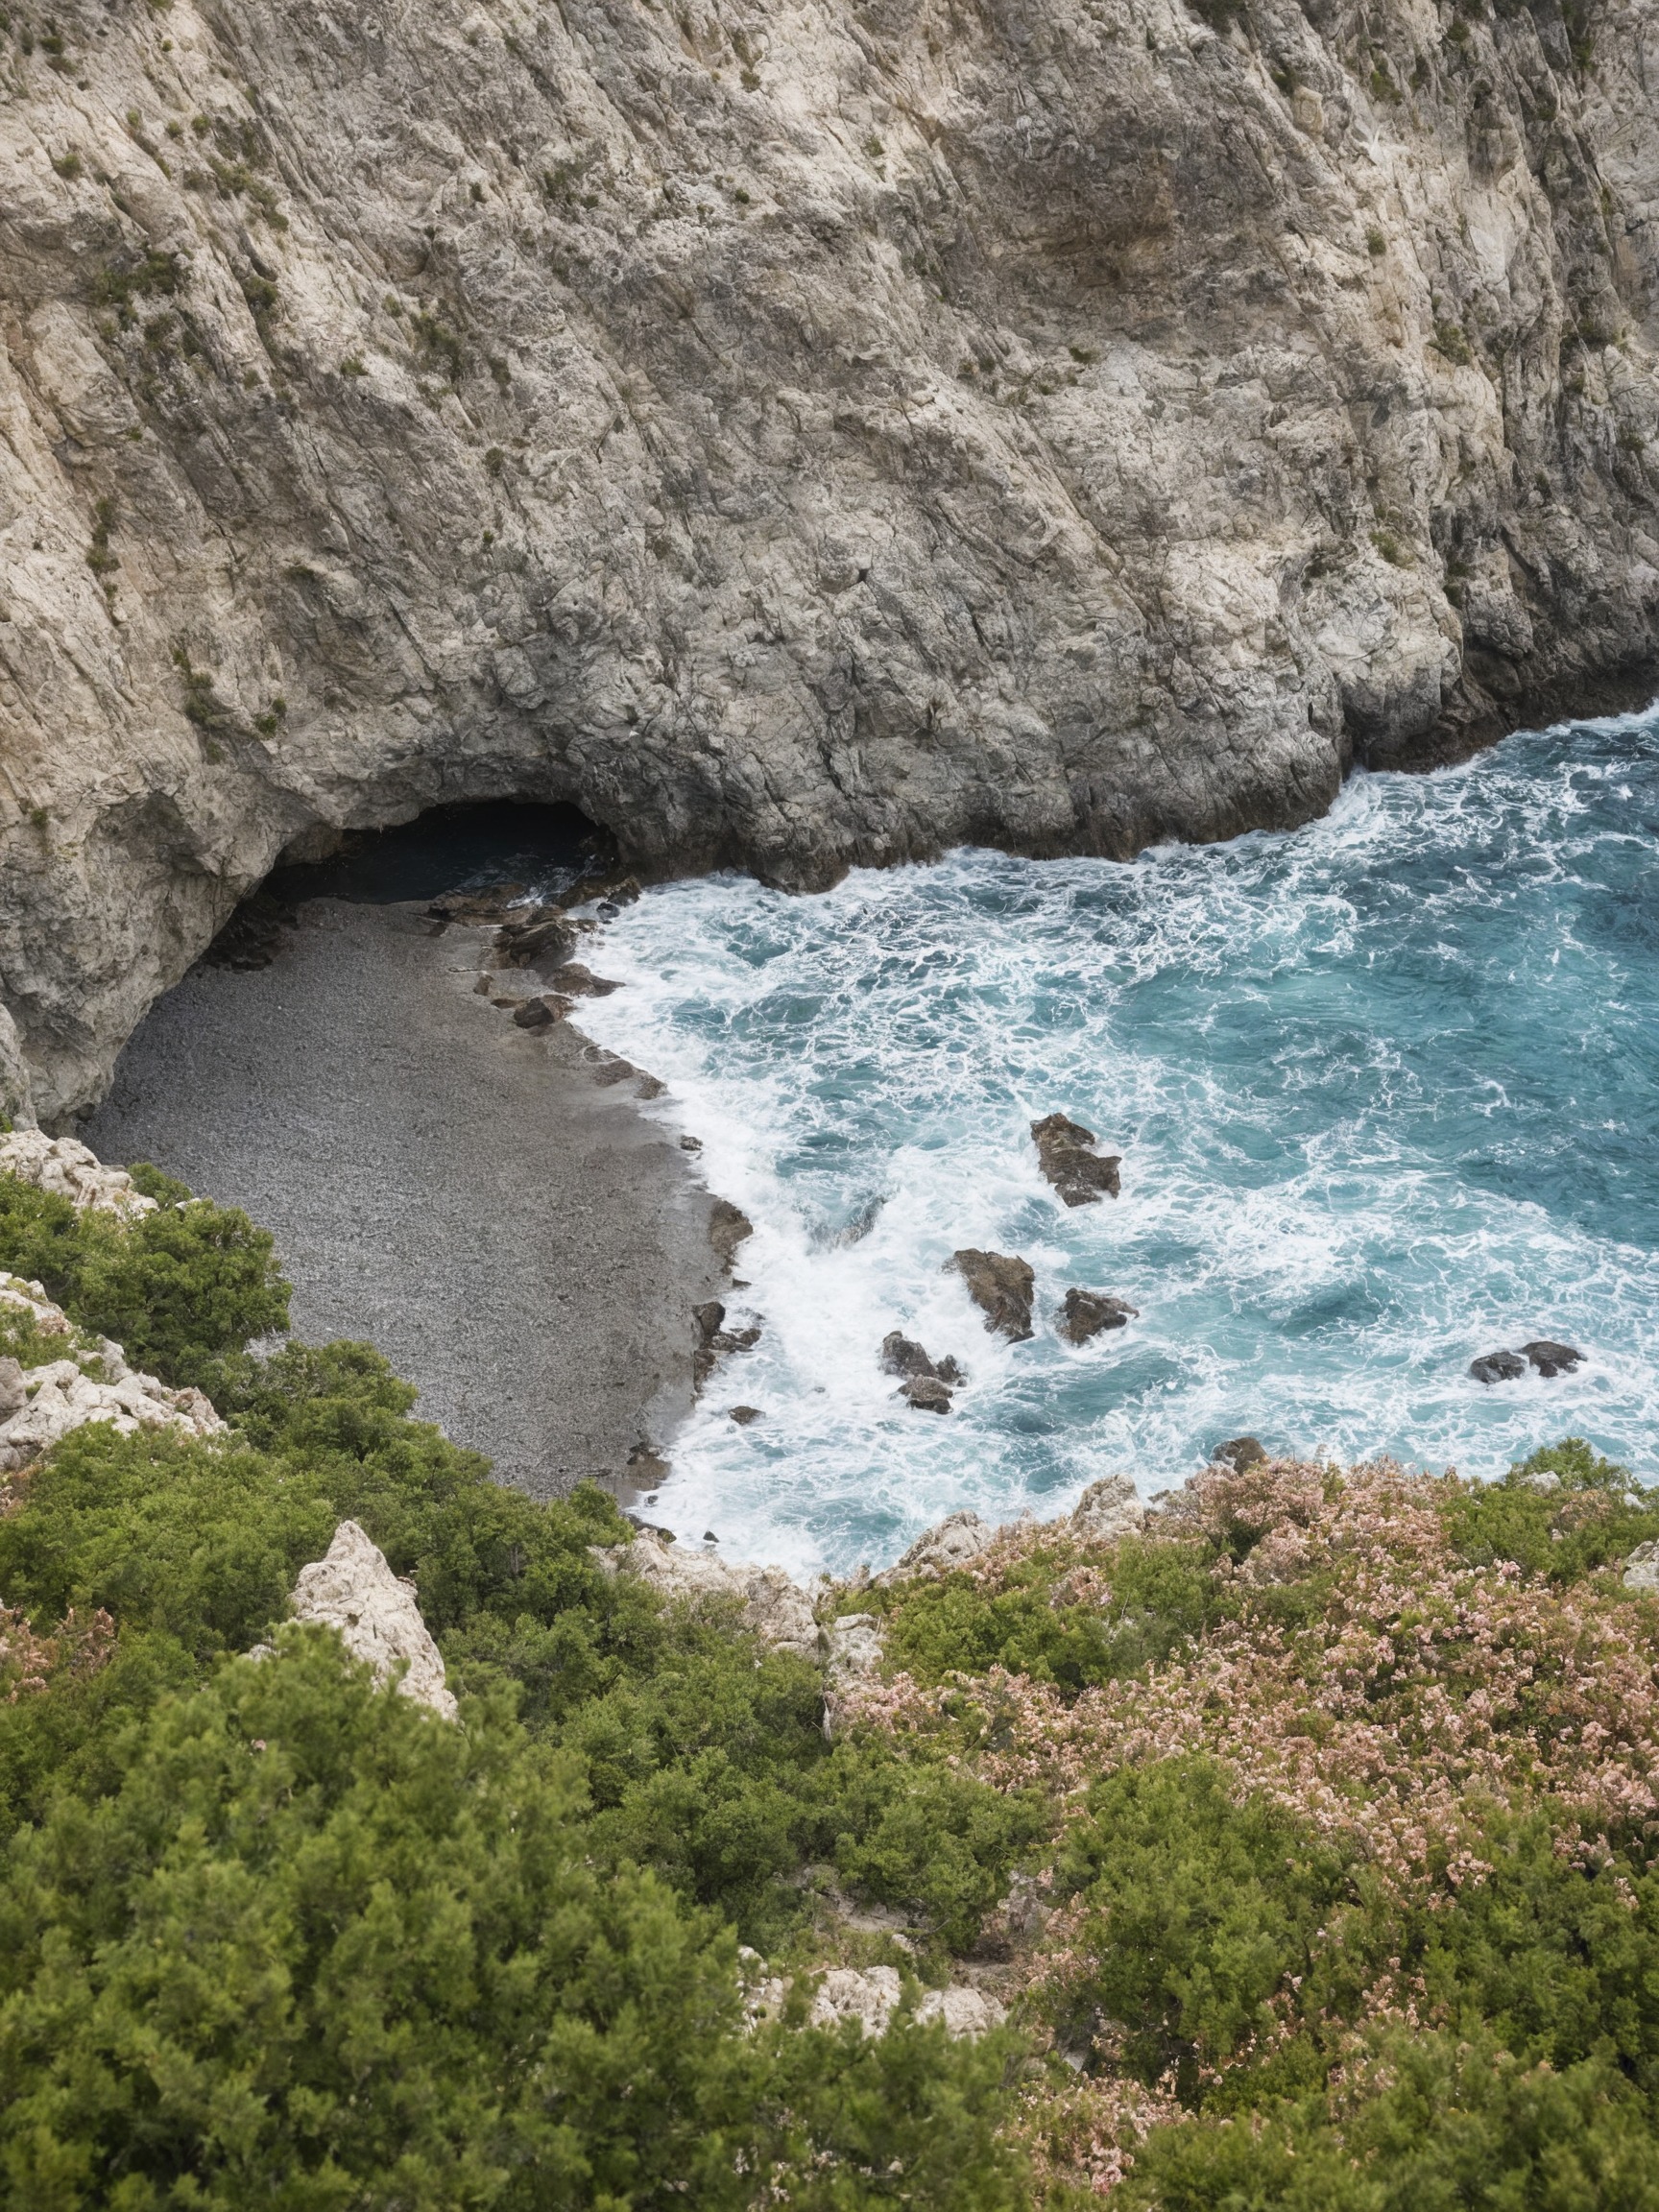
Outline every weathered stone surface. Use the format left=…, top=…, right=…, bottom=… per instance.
left=1212, top=1434, right=1270, bottom=1471
left=0, top=1131, right=156, bottom=1219
left=1070, top=1474, right=1148, bottom=1544
left=1030, top=1115, right=1121, bottom=1207
left=0, top=1007, right=35, bottom=1129
left=950, top=1250, right=1036, bottom=1341
left=822, top=1609, right=884, bottom=1739
left=1522, top=1338, right=1583, bottom=1377
left=1624, top=1541, right=1659, bottom=1594
left=614, top=1528, right=819, bottom=1660
left=0, top=1272, right=226, bottom=1474
left=709, top=1201, right=755, bottom=1271
left=883, top=1508, right=1000, bottom=1581
left=290, top=1519, right=458, bottom=1719
left=807, top=1966, right=1004, bottom=2038
left=1056, top=1289, right=1138, bottom=1343
left=7, top=0, right=1659, bottom=1118
left=1470, top=1350, right=1528, bottom=1384
left=901, top=1374, right=953, bottom=1413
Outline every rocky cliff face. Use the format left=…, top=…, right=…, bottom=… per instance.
left=4, top=0, right=1659, bottom=1113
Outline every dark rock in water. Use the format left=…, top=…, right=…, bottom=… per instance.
left=881, top=1332, right=968, bottom=1391
left=1030, top=1113, right=1121, bottom=1206
left=1212, top=1435, right=1268, bottom=1472
left=495, top=912, right=577, bottom=969
left=1057, top=1288, right=1139, bottom=1344
left=1470, top=1350, right=1527, bottom=1384
left=704, top=1528, right=720, bottom=1542
left=555, top=963, right=624, bottom=998
left=709, top=1198, right=754, bottom=1269
left=1522, top=1339, right=1583, bottom=1377
left=730, top=1405, right=762, bottom=1426
left=680, top=1135, right=703, bottom=1152
left=881, top=1331, right=936, bottom=1380
left=512, top=996, right=567, bottom=1030
left=902, top=1375, right=953, bottom=1413
left=950, top=1248, right=1036, bottom=1340
left=694, top=1301, right=727, bottom=1345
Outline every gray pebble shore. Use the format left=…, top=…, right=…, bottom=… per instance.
left=86, top=900, right=725, bottom=1497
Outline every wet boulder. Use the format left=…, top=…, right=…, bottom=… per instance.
left=880, top=1331, right=965, bottom=1386
left=950, top=1249, right=1035, bottom=1340
left=1522, top=1339, right=1583, bottom=1377
left=1030, top=1113, right=1121, bottom=1206
left=511, top=995, right=570, bottom=1029
left=901, top=1375, right=953, bottom=1414
left=494, top=911, right=577, bottom=969
left=1212, top=1435, right=1268, bottom=1472
left=553, top=963, right=623, bottom=998
left=1056, top=1288, right=1139, bottom=1343
left=1470, top=1350, right=1527, bottom=1383
left=709, top=1198, right=754, bottom=1270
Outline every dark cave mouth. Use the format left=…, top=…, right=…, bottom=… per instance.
left=204, top=801, right=617, bottom=971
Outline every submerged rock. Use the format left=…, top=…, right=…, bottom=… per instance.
left=1030, top=1114, right=1121, bottom=1206
left=1522, top=1338, right=1583, bottom=1377
left=1470, top=1350, right=1527, bottom=1384
left=1056, top=1289, right=1139, bottom=1344
left=288, top=1520, right=458, bottom=1719
left=950, top=1249, right=1036, bottom=1341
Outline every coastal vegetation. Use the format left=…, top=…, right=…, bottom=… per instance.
left=3, top=1171, right=1659, bottom=2204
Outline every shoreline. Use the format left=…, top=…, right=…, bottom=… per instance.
left=85, top=898, right=726, bottom=1500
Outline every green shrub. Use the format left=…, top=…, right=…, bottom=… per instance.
left=1442, top=1439, right=1658, bottom=1583
left=1053, top=1758, right=1355, bottom=2104
left=0, top=1169, right=289, bottom=1389
left=874, top=1537, right=1219, bottom=1694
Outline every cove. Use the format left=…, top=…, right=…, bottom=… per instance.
left=573, top=712, right=1659, bottom=1576
left=85, top=804, right=724, bottom=1495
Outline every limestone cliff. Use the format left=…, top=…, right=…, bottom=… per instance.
left=4, top=0, right=1659, bottom=1113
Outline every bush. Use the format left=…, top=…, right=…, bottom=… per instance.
left=0, top=1632, right=1026, bottom=2210
left=0, top=1169, right=289, bottom=1389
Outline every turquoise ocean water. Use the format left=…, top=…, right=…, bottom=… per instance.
left=575, top=714, right=1659, bottom=1575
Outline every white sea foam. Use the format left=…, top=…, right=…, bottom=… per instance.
left=575, top=718, right=1659, bottom=1575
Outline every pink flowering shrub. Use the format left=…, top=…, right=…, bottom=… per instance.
left=837, top=1449, right=1659, bottom=2201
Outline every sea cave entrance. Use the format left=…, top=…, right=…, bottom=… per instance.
left=86, top=797, right=719, bottom=1498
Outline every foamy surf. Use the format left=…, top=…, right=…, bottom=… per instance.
left=575, top=714, right=1659, bottom=1576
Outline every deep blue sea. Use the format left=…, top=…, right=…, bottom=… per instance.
left=576, top=714, right=1659, bottom=1575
